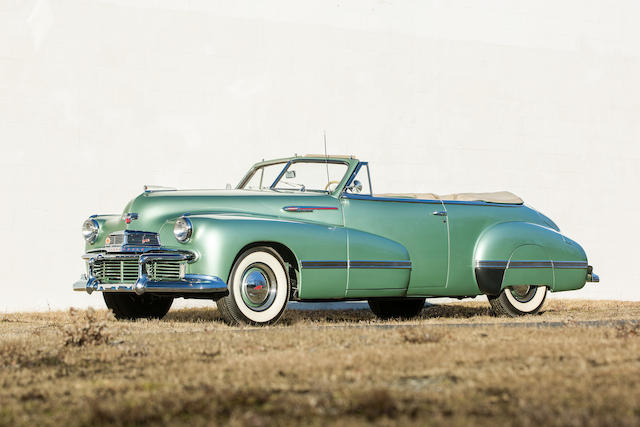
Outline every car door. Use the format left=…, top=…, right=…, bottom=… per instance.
left=340, top=163, right=449, bottom=296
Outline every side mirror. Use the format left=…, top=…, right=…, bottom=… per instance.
left=347, top=180, right=363, bottom=194
left=285, top=171, right=296, bottom=179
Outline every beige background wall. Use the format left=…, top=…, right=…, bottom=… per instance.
left=1, top=0, right=639, bottom=311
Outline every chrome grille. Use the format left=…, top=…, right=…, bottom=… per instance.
left=109, top=234, right=125, bottom=245
left=91, top=258, right=183, bottom=283
left=146, top=261, right=183, bottom=281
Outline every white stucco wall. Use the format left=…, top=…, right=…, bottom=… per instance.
left=1, top=0, right=638, bottom=311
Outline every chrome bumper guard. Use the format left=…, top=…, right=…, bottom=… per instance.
left=73, top=251, right=227, bottom=295
left=586, top=265, right=600, bottom=283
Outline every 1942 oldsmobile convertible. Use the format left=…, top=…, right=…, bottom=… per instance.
left=74, top=155, right=599, bottom=324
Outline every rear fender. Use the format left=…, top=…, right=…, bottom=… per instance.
left=502, top=244, right=554, bottom=289
left=474, top=222, right=587, bottom=295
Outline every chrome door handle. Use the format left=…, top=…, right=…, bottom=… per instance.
left=432, top=211, right=447, bottom=216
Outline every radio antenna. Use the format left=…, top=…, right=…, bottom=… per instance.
left=323, top=130, right=330, bottom=187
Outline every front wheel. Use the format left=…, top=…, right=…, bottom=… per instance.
left=488, top=285, right=547, bottom=317
left=103, top=293, right=173, bottom=320
left=368, top=298, right=426, bottom=320
left=216, top=247, right=290, bottom=326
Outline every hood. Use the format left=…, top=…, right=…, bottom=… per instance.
left=123, top=189, right=334, bottom=232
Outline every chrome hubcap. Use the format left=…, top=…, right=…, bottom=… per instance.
left=240, top=264, right=276, bottom=311
left=509, top=285, right=536, bottom=303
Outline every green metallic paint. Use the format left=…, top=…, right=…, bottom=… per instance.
left=342, top=198, right=448, bottom=291
left=436, top=203, right=540, bottom=296
left=158, top=212, right=349, bottom=299
left=82, top=155, right=593, bottom=300
left=502, top=245, right=554, bottom=288
left=344, top=228, right=411, bottom=291
left=474, top=221, right=587, bottom=293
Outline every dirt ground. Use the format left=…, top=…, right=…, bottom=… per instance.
left=1, top=299, right=639, bottom=426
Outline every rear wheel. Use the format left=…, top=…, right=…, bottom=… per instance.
left=488, top=285, right=547, bottom=317
left=103, top=293, right=173, bottom=320
left=217, top=247, right=290, bottom=326
left=368, top=298, right=426, bottom=320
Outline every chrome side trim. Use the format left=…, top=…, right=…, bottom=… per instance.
left=283, top=206, right=339, bottom=212
left=509, top=261, right=553, bottom=269
left=475, top=260, right=508, bottom=269
left=476, top=260, right=589, bottom=269
left=553, top=261, right=589, bottom=269
left=301, top=260, right=412, bottom=270
left=301, top=261, right=348, bottom=269
left=350, top=260, right=412, bottom=270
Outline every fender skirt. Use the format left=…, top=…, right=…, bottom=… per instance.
left=475, top=267, right=505, bottom=296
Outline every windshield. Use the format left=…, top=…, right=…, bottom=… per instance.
left=241, top=162, right=286, bottom=191
left=240, top=160, right=350, bottom=193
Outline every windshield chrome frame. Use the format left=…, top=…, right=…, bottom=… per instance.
left=269, top=158, right=351, bottom=193
left=236, top=160, right=289, bottom=191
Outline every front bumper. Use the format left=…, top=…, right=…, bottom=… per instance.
left=73, top=251, right=228, bottom=295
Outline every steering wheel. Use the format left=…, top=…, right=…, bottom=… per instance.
left=325, top=180, right=340, bottom=191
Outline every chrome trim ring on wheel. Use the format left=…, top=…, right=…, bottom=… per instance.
left=509, top=285, right=536, bottom=303
left=240, top=263, right=277, bottom=311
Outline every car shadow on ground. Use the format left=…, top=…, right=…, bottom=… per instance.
left=164, top=302, right=494, bottom=324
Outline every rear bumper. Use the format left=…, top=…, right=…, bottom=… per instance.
left=73, top=251, right=228, bottom=295
left=586, top=265, right=600, bottom=283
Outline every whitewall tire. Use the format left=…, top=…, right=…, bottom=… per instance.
left=488, top=285, right=547, bottom=317
left=217, top=247, right=290, bottom=325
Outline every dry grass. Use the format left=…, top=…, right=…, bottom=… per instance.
left=0, top=299, right=639, bottom=426
left=61, top=308, right=115, bottom=347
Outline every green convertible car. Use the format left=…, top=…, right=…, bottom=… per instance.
left=74, top=155, right=598, bottom=324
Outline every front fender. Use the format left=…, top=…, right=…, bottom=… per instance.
left=159, top=213, right=348, bottom=299
left=474, top=222, right=588, bottom=295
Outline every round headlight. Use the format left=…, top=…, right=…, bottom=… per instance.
left=173, top=217, right=193, bottom=242
left=82, top=218, right=99, bottom=243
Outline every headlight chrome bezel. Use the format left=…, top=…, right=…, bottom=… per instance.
left=173, top=216, right=193, bottom=243
left=82, top=218, right=100, bottom=243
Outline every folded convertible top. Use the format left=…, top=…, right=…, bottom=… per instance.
left=374, top=191, right=524, bottom=205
